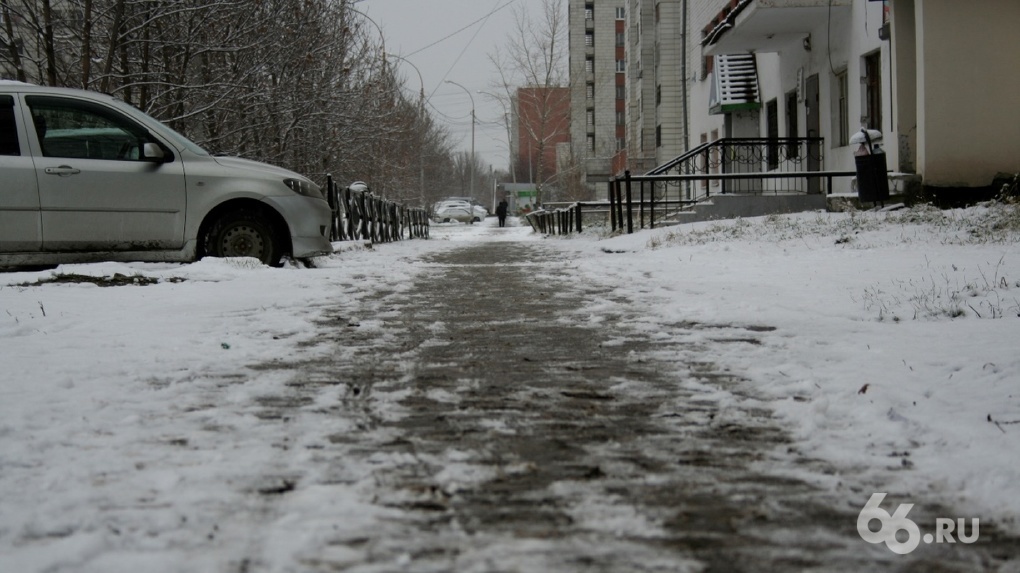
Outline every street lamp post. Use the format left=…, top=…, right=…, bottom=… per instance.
left=445, top=80, right=475, bottom=197
left=478, top=90, right=516, bottom=210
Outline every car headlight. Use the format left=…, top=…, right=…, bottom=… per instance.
left=283, top=178, right=323, bottom=199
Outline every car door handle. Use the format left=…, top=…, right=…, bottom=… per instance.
left=44, top=165, right=81, bottom=177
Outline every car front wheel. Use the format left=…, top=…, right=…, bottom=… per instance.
left=203, top=210, right=284, bottom=266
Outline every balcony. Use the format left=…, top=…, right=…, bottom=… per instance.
left=702, top=0, right=851, bottom=55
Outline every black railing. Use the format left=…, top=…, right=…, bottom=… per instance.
left=524, top=203, right=598, bottom=235
left=605, top=170, right=856, bottom=234
left=528, top=173, right=862, bottom=235
left=649, top=137, right=827, bottom=195
left=526, top=137, right=860, bottom=236
left=325, top=175, right=430, bottom=243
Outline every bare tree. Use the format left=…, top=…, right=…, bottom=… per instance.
left=488, top=0, right=571, bottom=205
left=0, top=0, right=456, bottom=210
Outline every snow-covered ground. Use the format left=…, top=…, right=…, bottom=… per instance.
left=1, top=203, right=1018, bottom=570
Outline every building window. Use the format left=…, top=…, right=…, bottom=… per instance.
left=585, top=57, right=594, bottom=73
left=835, top=69, right=849, bottom=147
left=655, top=125, right=662, bottom=148
left=616, top=60, right=626, bottom=73
left=587, top=134, right=595, bottom=152
left=616, top=85, right=625, bottom=100
left=587, top=110, right=595, bottom=127
left=656, top=85, right=661, bottom=106
left=587, top=83, right=595, bottom=100
left=766, top=99, right=779, bottom=170
left=617, top=137, right=626, bottom=151
left=585, top=32, right=594, bottom=47
left=863, top=51, right=882, bottom=131
left=616, top=6, right=625, bottom=20
left=616, top=32, right=625, bottom=47
left=786, top=91, right=799, bottom=158
left=616, top=111, right=625, bottom=126
left=585, top=3, right=594, bottom=20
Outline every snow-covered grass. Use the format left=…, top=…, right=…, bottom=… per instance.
left=571, top=201, right=1020, bottom=533
left=1, top=204, right=1018, bottom=570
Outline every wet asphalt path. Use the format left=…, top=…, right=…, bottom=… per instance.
left=263, top=227, right=1020, bottom=572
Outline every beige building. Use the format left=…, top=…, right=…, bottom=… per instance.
left=888, top=0, right=1020, bottom=193
left=624, top=0, right=689, bottom=174
left=687, top=0, right=1019, bottom=199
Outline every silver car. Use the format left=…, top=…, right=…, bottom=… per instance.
left=0, top=81, right=332, bottom=267
left=432, top=197, right=488, bottom=224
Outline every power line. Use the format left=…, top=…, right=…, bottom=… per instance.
left=423, top=0, right=516, bottom=111
left=404, top=0, right=518, bottom=59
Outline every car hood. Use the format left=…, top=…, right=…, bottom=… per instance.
left=211, top=155, right=306, bottom=181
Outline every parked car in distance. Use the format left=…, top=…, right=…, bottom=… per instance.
left=0, top=81, right=333, bottom=268
left=432, top=197, right=488, bottom=224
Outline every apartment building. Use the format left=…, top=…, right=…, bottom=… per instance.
left=623, top=0, right=690, bottom=175
left=568, top=0, right=627, bottom=199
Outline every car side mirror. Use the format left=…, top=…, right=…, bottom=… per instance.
left=141, top=142, right=169, bottom=163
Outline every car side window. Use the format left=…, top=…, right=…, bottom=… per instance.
left=26, top=95, right=150, bottom=161
left=0, top=95, right=20, bottom=156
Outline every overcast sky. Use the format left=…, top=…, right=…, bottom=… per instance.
left=360, top=0, right=527, bottom=173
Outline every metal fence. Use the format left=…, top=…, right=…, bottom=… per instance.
left=527, top=137, right=860, bottom=236
left=527, top=170, right=858, bottom=236
left=325, top=175, right=429, bottom=243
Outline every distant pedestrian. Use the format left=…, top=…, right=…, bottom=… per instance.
left=496, top=200, right=509, bottom=227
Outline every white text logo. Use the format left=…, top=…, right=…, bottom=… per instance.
left=857, top=493, right=979, bottom=554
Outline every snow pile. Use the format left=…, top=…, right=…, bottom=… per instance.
left=575, top=202, right=1020, bottom=532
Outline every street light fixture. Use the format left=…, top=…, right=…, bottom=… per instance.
left=445, top=80, right=475, bottom=197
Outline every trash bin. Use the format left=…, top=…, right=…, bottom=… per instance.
left=851, top=128, right=889, bottom=203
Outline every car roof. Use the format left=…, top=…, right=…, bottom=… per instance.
left=438, top=196, right=480, bottom=204
left=0, top=81, right=120, bottom=102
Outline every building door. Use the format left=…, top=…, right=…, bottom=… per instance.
left=805, top=74, right=821, bottom=193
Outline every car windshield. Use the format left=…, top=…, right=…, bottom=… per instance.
left=109, top=97, right=210, bottom=156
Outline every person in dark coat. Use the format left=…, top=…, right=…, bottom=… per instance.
left=496, top=200, right=509, bottom=227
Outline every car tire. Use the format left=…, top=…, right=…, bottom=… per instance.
left=204, top=210, right=284, bottom=267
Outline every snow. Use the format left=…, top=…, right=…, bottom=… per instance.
left=2, top=204, right=1019, bottom=569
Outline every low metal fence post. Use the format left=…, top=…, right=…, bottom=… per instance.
left=624, top=170, right=634, bottom=234
left=615, top=178, right=624, bottom=232
left=609, top=178, right=618, bottom=232
left=650, top=182, right=656, bottom=230
left=639, top=181, right=645, bottom=230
